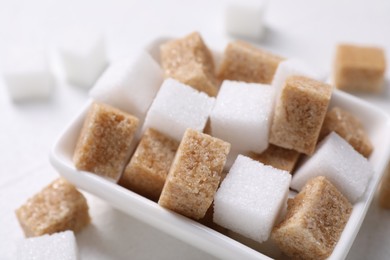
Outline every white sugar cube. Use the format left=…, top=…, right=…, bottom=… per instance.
left=17, top=231, right=78, bottom=260
left=291, top=132, right=374, bottom=202
left=2, top=48, right=54, bottom=101
left=59, top=30, right=108, bottom=88
left=90, top=51, right=163, bottom=121
left=225, top=0, right=267, bottom=40
left=214, top=155, right=291, bottom=242
left=210, top=80, right=275, bottom=153
left=143, top=78, right=215, bottom=141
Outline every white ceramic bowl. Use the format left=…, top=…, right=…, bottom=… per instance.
left=50, top=42, right=390, bottom=259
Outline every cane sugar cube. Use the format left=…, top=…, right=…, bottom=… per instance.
left=15, top=178, right=90, bottom=237
left=160, top=32, right=218, bottom=96
left=119, top=128, right=179, bottom=201
left=17, top=231, right=78, bottom=260
left=291, top=132, right=374, bottom=202
left=333, top=44, right=386, bottom=93
left=158, top=129, right=230, bottom=220
left=90, top=51, right=163, bottom=120
left=272, top=176, right=352, bottom=260
left=270, top=75, right=332, bottom=155
left=213, top=155, right=291, bottom=242
left=250, top=144, right=301, bottom=172
left=319, top=107, right=373, bottom=157
left=73, top=102, right=139, bottom=181
left=218, top=41, right=284, bottom=84
left=2, top=47, right=54, bottom=101
left=210, top=80, right=275, bottom=153
left=225, top=0, right=267, bottom=40
left=379, top=164, right=390, bottom=209
left=59, top=30, right=108, bottom=88
left=143, top=78, right=215, bottom=141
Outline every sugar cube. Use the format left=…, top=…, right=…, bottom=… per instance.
left=379, top=164, right=390, bottom=209
left=319, top=107, right=373, bottom=157
left=291, top=132, right=374, bottom=202
left=90, top=51, right=163, bottom=120
left=17, top=231, right=78, bottom=260
left=270, top=75, right=332, bottom=155
left=143, top=78, right=215, bottom=142
left=333, top=44, right=386, bottom=93
left=210, top=80, right=275, bottom=153
left=160, top=32, right=218, bottom=96
left=119, top=128, right=179, bottom=201
left=225, top=0, right=267, bottom=40
left=272, top=176, right=352, bottom=260
left=158, top=129, right=230, bottom=220
left=15, top=178, right=90, bottom=237
left=218, top=41, right=284, bottom=84
left=59, top=30, right=108, bottom=88
left=73, top=102, right=139, bottom=181
left=213, top=155, right=291, bottom=242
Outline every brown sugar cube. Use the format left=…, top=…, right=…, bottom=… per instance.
left=160, top=32, right=218, bottom=96
left=119, top=128, right=179, bottom=201
left=73, top=102, right=139, bottom=181
left=270, top=75, right=332, bottom=155
left=249, top=144, right=301, bottom=172
left=334, top=44, right=386, bottom=93
left=272, top=176, right=352, bottom=260
left=158, top=128, right=231, bottom=220
left=379, top=163, right=390, bottom=209
left=319, top=107, right=373, bottom=157
left=15, top=178, right=90, bottom=237
left=218, top=41, right=284, bottom=84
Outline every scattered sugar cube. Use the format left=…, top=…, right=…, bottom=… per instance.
left=319, top=107, right=373, bottom=157
left=59, top=30, right=108, bottom=88
left=119, top=128, right=179, bottom=201
left=333, top=44, right=386, bottom=93
left=379, top=164, right=390, bottom=209
left=143, top=78, right=215, bottom=142
left=73, top=102, right=139, bottom=181
left=218, top=41, right=284, bottom=84
left=15, top=178, right=90, bottom=237
left=225, top=0, right=267, bottom=40
left=213, top=155, right=291, bottom=242
left=2, top=47, right=54, bottom=101
left=160, top=32, right=218, bottom=96
left=90, top=51, right=163, bottom=121
left=17, top=231, right=78, bottom=260
left=272, top=176, right=352, bottom=260
left=158, top=129, right=230, bottom=220
left=270, top=75, right=332, bottom=155
left=210, top=80, right=275, bottom=153
left=250, top=144, right=301, bottom=172
left=291, top=132, right=374, bottom=202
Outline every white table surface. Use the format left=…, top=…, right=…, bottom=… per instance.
left=1, top=0, right=390, bottom=259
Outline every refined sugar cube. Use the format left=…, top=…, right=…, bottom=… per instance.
left=210, top=80, right=275, bottom=153
left=272, top=176, right=352, bottom=260
left=59, top=30, right=108, bottom=88
left=213, top=155, right=291, bottom=242
left=250, top=144, right=301, bottom=172
left=218, top=41, right=284, bottom=84
left=225, top=0, right=267, bottom=40
left=2, top=47, right=54, bottom=101
left=270, top=75, right=332, bottom=155
left=15, top=178, right=90, bottom=237
left=17, top=231, right=78, bottom=260
left=291, top=132, right=374, bottom=202
left=90, top=51, right=163, bottom=121
left=119, top=128, right=179, bottom=201
left=319, top=107, right=373, bottom=157
left=333, top=44, right=386, bottom=93
left=143, top=78, right=215, bottom=141
left=73, top=102, right=139, bottom=181
left=379, top=164, right=390, bottom=209
left=160, top=32, right=218, bottom=96
left=158, top=129, right=230, bottom=220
